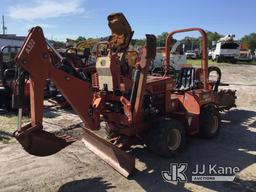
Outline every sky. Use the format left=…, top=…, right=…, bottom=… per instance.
left=0, top=0, right=255, bottom=41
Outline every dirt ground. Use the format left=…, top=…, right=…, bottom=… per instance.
left=0, top=63, right=256, bottom=192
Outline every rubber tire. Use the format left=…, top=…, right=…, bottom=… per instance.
left=0, top=88, right=11, bottom=111
left=145, top=118, right=186, bottom=157
left=199, top=105, right=220, bottom=138
left=231, top=58, right=237, bottom=64
left=216, top=56, right=222, bottom=63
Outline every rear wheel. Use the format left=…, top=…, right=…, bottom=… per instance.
left=145, top=118, right=186, bottom=157
left=0, top=87, right=11, bottom=111
left=199, top=105, right=220, bottom=138
left=231, top=58, right=237, bottom=64
left=216, top=56, right=222, bottom=63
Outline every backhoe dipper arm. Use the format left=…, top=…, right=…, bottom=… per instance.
left=16, top=27, right=96, bottom=131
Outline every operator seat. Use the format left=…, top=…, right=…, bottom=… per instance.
left=176, top=67, right=196, bottom=91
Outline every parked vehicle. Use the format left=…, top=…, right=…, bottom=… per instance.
left=13, top=22, right=236, bottom=177
left=208, top=49, right=213, bottom=59
left=185, top=50, right=197, bottom=59
left=211, top=34, right=240, bottom=63
left=151, top=43, right=187, bottom=73
left=238, top=48, right=253, bottom=62
left=0, top=46, right=30, bottom=112
left=238, top=43, right=253, bottom=62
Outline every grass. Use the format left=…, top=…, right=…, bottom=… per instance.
left=187, top=59, right=256, bottom=67
left=187, top=59, right=224, bottom=67
left=0, top=113, right=30, bottom=143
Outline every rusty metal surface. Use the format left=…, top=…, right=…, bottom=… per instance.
left=81, top=128, right=135, bottom=178
left=14, top=124, right=75, bottom=156
left=217, top=89, right=237, bottom=111
left=107, top=12, right=133, bottom=51
left=133, top=35, right=156, bottom=123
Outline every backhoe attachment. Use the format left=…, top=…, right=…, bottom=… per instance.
left=13, top=13, right=138, bottom=177
left=13, top=26, right=83, bottom=156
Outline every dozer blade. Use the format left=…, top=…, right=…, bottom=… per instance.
left=82, top=128, right=135, bottom=178
left=14, top=123, right=75, bottom=156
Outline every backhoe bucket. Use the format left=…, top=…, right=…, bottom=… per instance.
left=14, top=123, right=75, bottom=156
left=14, top=123, right=135, bottom=177
left=82, top=128, right=135, bottom=178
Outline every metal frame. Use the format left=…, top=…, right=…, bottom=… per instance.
left=165, top=28, right=209, bottom=90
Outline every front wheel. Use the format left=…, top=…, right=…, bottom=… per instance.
left=231, top=58, right=237, bottom=64
left=199, top=105, right=220, bottom=138
left=145, top=118, right=186, bottom=157
left=216, top=56, right=222, bottom=63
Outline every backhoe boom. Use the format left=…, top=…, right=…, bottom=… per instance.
left=14, top=26, right=135, bottom=177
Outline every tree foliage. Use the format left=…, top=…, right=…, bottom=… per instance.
left=76, top=36, right=86, bottom=42
left=131, top=32, right=176, bottom=47
left=70, top=31, right=256, bottom=51
left=156, top=32, right=169, bottom=47
left=182, top=31, right=223, bottom=49
left=131, top=39, right=145, bottom=46
left=241, top=33, right=256, bottom=51
left=205, top=31, right=223, bottom=48
left=183, top=36, right=200, bottom=50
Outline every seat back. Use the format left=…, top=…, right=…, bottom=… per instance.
left=176, top=67, right=195, bottom=90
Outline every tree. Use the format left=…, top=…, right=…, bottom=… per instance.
left=76, top=36, right=86, bottom=42
left=205, top=31, right=223, bottom=48
left=241, top=33, right=256, bottom=51
left=155, top=32, right=178, bottom=47
left=131, top=39, right=145, bottom=47
left=183, top=36, right=200, bottom=50
left=156, top=32, right=169, bottom=47
left=179, top=31, right=223, bottom=50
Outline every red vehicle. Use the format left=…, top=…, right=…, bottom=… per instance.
left=0, top=46, right=30, bottom=112
left=13, top=13, right=236, bottom=177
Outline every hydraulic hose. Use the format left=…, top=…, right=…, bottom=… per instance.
left=16, top=67, right=27, bottom=130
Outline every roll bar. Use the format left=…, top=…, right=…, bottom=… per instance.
left=165, top=28, right=209, bottom=90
